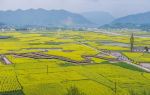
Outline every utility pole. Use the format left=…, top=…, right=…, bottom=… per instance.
left=47, top=65, right=48, bottom=74
left=114, top=81, right=117, bottom=94
left=130, top=33, right=134, bottom=52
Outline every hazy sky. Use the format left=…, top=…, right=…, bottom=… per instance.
left=0, top=0, right=150, bottom=17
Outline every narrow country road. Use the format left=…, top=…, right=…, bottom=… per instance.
left=78, top=42, right=150, bottom=73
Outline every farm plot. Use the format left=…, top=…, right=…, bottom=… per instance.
left=2, top=58, right=150, bottom=95
left=0, top=31, right=150, bottom=95
left=0, top=65, right=24, bottom=95
left=123, top=52, right=150, bottom=63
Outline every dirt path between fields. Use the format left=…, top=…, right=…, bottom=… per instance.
left=7, top=50, right=119, bottom=65
left=11, top=52, right=92, bottom=64
left=140, top=63, right=150, bottom=70
left=4, top=42, right=150, bottom=72
left=0, top=55, right=12, bottom=65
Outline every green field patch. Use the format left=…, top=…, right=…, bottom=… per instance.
left=112, top=62, right=145, bottom=72
left=0, top=31, right=150, bottom=95
left=123, top=52, right=150, bottom=63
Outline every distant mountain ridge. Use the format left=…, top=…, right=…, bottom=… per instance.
left=81, top=11, right=114, bottom=26
left=0, top=9, right=92, bottom=28
left=102, top=11, right=150, bottom=31
left=112, top=12, right=150, bottom=24
left=0, top=22, right=6, bottom=28
left=0, top=22, right=5, bottom=26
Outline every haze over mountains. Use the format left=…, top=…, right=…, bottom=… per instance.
left=0, top=9, right=116, bottom=28
left=0, top=9, right=91, bottom=28
left=0, top=8, right=150, bottom=30
left=101, top=11, right=150, bottom=30
left=112, top=12, right=150, bottom=25
left=81, top=11, right=114, bottom=26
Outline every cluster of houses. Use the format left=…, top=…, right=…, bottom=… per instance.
left=133, top=47, right=150, bottom=53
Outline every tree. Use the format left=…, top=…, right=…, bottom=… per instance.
left=65, top=86, right=86, bottom=95
left=144, top=46, right=149, bottom=52
left=130, top=33, right=134, bottom=52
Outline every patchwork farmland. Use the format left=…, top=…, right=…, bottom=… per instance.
left=0, top=30, right=150, bottom=95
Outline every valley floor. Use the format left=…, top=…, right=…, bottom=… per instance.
left=0, top=30, right=150, bottom=95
